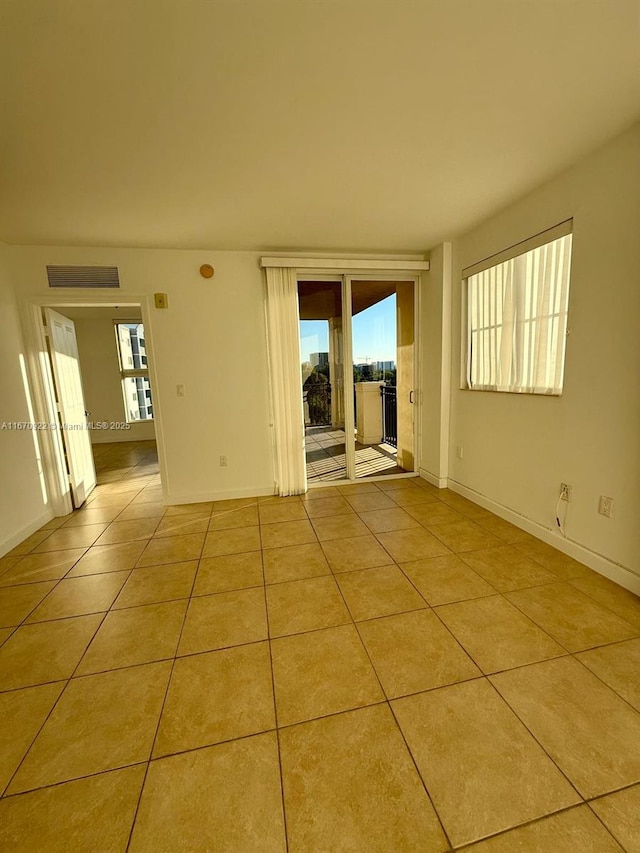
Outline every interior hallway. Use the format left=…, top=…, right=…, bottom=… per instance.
left=0, top=442, right=640, bottom=850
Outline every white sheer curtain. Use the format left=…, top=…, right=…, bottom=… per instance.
left=264, top=266, right=307, bottom=495
left=467, top=233, right=572, bottom=395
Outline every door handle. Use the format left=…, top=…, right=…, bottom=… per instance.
left=409, top=391, right=415, bottom=404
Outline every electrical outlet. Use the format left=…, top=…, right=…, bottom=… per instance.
left=176, top=384, right=185, bottom=397
left=599, top=495, right=613, bottom=517
left=456, top=445, right=464, bottom=459
left=560, top=483, right=572, bottom=502
left=219, top=455, right=227, bottom=467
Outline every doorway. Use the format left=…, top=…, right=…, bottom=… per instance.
left=23, top=295, right=163, bottom=517
left=298, top=276, right=418, bottom=484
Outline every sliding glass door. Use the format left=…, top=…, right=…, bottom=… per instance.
left=298, top=275, right=417, bottom=484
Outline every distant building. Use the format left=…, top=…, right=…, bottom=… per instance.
left=118, top=323, right=153, bottom=421
left=310, top=352, right=329, bottom=368
left=376, top=361, right=395, bottom=371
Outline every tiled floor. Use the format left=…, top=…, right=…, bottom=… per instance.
left=1, top=441, right=640, bottom=850
left=306, top=425, right=404, bottom=481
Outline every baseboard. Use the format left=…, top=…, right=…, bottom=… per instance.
left=0, top=509, right=55, bottom=558
left=165, top=485, right=276, bottom=505
left=448, top=479, right=640, bottom=596
left=418, top=467, right=448, bottom=489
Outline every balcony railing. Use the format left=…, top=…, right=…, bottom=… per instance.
left=381, top=385, right=397, bottom=447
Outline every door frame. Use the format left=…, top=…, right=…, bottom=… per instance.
left=19, top=292, right=166, bottom=517
left=297, top=270, right=423, bottom=485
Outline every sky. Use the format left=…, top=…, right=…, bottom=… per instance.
left=300, top=294, right=396, bottom=364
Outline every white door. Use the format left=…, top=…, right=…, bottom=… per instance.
left=44, top=308, right=97, bottom=507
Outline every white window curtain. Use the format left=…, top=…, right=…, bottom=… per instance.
left=264, top=266, right=307, bottom=495
left=467, top=233, right=572, bottom=395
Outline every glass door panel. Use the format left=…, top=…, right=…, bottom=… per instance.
left=349, top=279, right=416, bottom=479
left=298, top=281, right=347, bottom=482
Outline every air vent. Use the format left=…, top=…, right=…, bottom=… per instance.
left=46, top=265, right=120, bottom=288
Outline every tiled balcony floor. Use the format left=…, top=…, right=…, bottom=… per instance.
left=1, top=441, right=640, bottom=849
left=306, top=426, right=405, bottom=481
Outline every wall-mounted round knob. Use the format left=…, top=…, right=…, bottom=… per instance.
left=200, top=264, right=214, bottom=279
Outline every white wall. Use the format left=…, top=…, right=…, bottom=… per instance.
left=72, top=315, right=156, bottom=444
left=447, top=122, right=640, bottom=579
left=0, top=262, right=51, bottom=551
left=3, top=249, right=275, bottom=505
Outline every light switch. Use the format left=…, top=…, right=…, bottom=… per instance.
left=177, top=384, right=185, bottom=397
left=154, top=292, right=169, bottom=309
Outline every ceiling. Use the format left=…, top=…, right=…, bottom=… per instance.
left=299, top=281, right=397, bottom=319
left=1, top=0, right=639, bottom=253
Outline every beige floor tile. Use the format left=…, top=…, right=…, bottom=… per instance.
left=400, top=554, right=496, bottom=605
left=116, top=501, right=167, bottom=521
left=387, top=487, right=438, bottom=507
left=428, top=519, right=504, bottom=553
left=67, top=540, right=148, bottom=576
left=576, top=638, right=640, bottom=711
left=0, top=614, right=102, bottom=690
left=153, top=515, right=209, bottom=538
left=345, top=492, right=397, bottom=512
left=0, top=627, right=13, bottom=645
left=475, top=514, right=533, bottom=544
left=62, top=505, right=124, bottom=527
left=76, top=600, right=187, bottom=674
left=436, top=595, right=566, bottom=674
left=359, top=507, right=420, bottom=534
left=33, top=524, right=109, bottom=552
left=208, top=505, right=259, bottom=531
left=130, top=733, right=286, bottom=852
left=405, top=501, right=465, bottom=527
left=154, top=642, right=275, bottom=756
left=258, top=501, right=307, bottom=524
left=138, top=533, right=205, bottom=566
left=337, top=482, right=380, bottom=496
left=201, top=526, right=261, bottom=558
left=114, top=561, right=198, bottom=608
left=0, top=765, right=146, bottom=852
left=321, top=535, right=393, bottom=572
left=491, top=656, right=640, bottom=797
left=460, top=546, right=557, bottom=592
left=164, top=501, right=213, bottom=515
left=271, top=624, right=383, bottom=726
left=506, top=583, right=638, bottom=652
left=280, top=705, right=448, bottom=852
left=392, top=679, right=579, bottom=847
left=194, top=552, right=263, bottom=595
left=590, top=785, right=640, bottom=853
left=0, top=581, right=56, bottom=627
left=516, top=540, right=594, bottom=580
left=0, top=549, right=86, bottom=586
left=0, top=555, right=23, bottom=574
left=86, top=492, right=134, bottom=509
left=266, top=575, right=350, bottom=637
left=9, top=661, right=171, bottom=792
left=436, top=491, right=492, bottom=519
left=376, top=527, right=451, bottom=563
left=374, top=479, right=422, bottom=492
left=263, top=543, right=331, bottom=584
left=260, top=519, right=318, bottom=549
left=179, top=587, right=268, bottom=655
left=359, top=609, right=480, bottom=697
left=337, top=565, right=426, bottom=621
left=130, top=487, right=165, bottom=504
left=570, top=574, right=640, bottom=630
left=213, top=497, right=257, bottom=512
left=26, top=572, right=130, bottom=623
left=301, top=486, right=342, bottom=500
left=311, top=514, right=370, bottom=541
left=94, top=518, right=160, bottom=545
left=38, top=516, right=69, bottom=531
left=0, top=682, right=64, bottom=791
left=303, top=496, right=354, bottom=518
left=463, top=805, right=624, bottom=852
left=7, top=530, right=53, bottom=556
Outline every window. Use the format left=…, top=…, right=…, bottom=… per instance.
left=114, top=322, right=154, bottom=421
left=464, top=221, right=573, bottom=395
